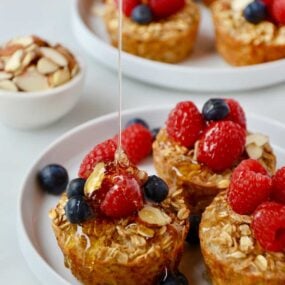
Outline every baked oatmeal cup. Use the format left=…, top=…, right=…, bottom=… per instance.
left=50, top=149, right=190, bottom=285
left=200, top=159, right=285, bottom=285
left=212, top=0, right=285, bottom=66
left=102, top=0, right=200, bottom=63
left=153, top=99, right=276, bottom=215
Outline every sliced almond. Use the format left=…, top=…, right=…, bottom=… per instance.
left=232, top=0, right=252, bottom=12
left=37, top=57, right=59, bottom=74
left=138, top=206, right=171, bottom=226
left=49, top=67, right=70, bottom=87
left=0, top=44, right=23, bottom=57
left=32, top=35, right=49, bottom=47
left=84, top=162, right=106, bottom=196
left=71, top=64, right=79, bottom=78
left=22, top=51, right=37, bottom=67
left=246, top=144, right=263, bottom=160
left=40, top=47, right=68, bottom=67
left=0, top=71, right=12, bottom=80
left=0, top=80, right=18, bottom=92
left=14, top=69, right=49, bottom=92
left=246, top=133, right=269, bottom=147
left=5, top=49, right=24, bottom=72
left=7, top=36, right=34, bottom=47
left=25, top=43, right=39, bottom=53
left=55, top=44, right=77, bottom=70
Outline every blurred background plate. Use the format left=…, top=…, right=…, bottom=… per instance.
left=71, top=0, right=285, bottom=92
left=18, top=106, right=285, bottom=285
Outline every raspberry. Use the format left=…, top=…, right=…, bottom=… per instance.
left=271, top=167, right=285, bottom=204
left=78, top=139, right=117, bottom=179
left=197, top=121, right=246, bottom=172
left=232, top=159, right=269, bottom=178
left=252, top=202, right=285, bottom=252
left=114, top=123, right=152, bottom=165
left=115, top=0, right=139, bottom=17
left=149, top=0, right=185, bottom=18
left=166, top=101, right=204, bottom=148
left=223, top=99, right=246, bottom=129
left=271, top=0, right=285, bottom=25
left=100, top=174, right=143, bottom=218
left=228, top=160, right=272, bottom=215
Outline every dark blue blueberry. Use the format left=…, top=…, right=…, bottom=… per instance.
left=65, top=196, right=92, bottom=224
left=143, top=175, right=169, bottom=203
left=202, top=98, right=230, bottom=121
left=38, top=164, right=69, bottom=195
left=243, top=1, right=267, bottom=24
left=67, top=178, right=86, bottom=198
left=176, top=272, right=188, bottom=285
left=151, top=127, right=161, bottom=141
left=131, top=4, right=153, bottom=25
left=125, top=117, right=149, bottom=129
left=160, top=271, right=188, bottom=285
left=186, top=215, right=201, bottom=245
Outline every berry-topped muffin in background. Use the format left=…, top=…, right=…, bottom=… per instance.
left=153, top=99, right=276, bottom=215
left=47, top=122, right=190, bottom=285
left=212, top=0, right=285, bottom=66
left=200, top=159, right=285, bottom=285
left=102, top=0, right=200, bottom=63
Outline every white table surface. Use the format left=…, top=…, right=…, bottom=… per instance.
left=1, top=0, right=285, bottom=284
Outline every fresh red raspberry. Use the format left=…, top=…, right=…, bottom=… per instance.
left=197, top=121, right=246, bottom=172
left=252, top=202, right=285, bottom=252
left=115, top=0, right=140, bottom=17
left=232, top=159, right=269, bottom=178
left=261, top=0, right=273, bottom=5
left=166, top=101, right=205, bottom=148
left=149, top=0, right=185, bottom=18
left=78, top=139, right=117, bottom=179
left=223, top=99, right=246, bottom=129
left=114, top=123, right=152, bottom=165
left=271, top=167, right=285, bottom=204
left=100, top=174, right=144, bottom=218
left=228, top=160, right=272, bottom=215
left=271, top=0, right=285, bottom=25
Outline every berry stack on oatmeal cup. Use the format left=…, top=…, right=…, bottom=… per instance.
left=200, top=159, right=285, bottom=285
left=212, top=0, right=285, bottom=65
left=47, top=123, right=190, bottom=285
left=153, top=99, right=276, bottom=215
left=102, top=0, right=200, bottom=63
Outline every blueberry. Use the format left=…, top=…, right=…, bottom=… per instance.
left=143, top=175, right=169, bottom=203
left=151, top=127, right=160, bottom=141
left=67, top=178, right=86, bottom=198
left=186, top=215, right=201, bottom=245
left=160, top=271, right=188, bottom=285
left=125, top=118, right=149, bottom=129
left=38, top=164, right=69, bottom=195
left=65, top=196, right=92, bottom=224
left=202, top=98, right=230, bottom=121
left=131, top=4, right=153, bottom=25
left=243, top=1, right=267, bottom=24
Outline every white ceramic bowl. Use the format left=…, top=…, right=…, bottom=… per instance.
left=0, top=57, right=85, bottom=130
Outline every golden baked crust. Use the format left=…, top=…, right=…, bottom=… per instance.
left=152, top=128, right=276, bottom=215
left=203, top=0, right=216, bottom=6
left=200, top=191, right=285, bottom=285
left=212, top=0, right=285, bottom=66
left=50, top=188, right=189, bottom=285
left=102, top=0, right=200, bottom=63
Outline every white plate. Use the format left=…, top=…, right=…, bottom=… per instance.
left=17, top=106, right=285, bottom=285
left=71, top=0, right=285, bottom=92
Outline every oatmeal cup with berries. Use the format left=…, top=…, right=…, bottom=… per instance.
left=47, top=122, right=190, bottom=285
left=101, top=0, right=200, bottom=63
left=153, top=99, right=276, bottom=215
left=212, top=0, right=285, bottom=66
left=200, top=159, right=285, bottom=285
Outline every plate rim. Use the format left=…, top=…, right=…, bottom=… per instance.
left=17, top=106, right=285, bottom=284
left=71, top=0, right=285, bottom=92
